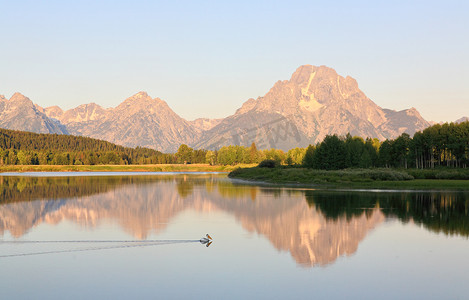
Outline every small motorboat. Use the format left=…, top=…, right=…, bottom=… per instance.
left=199, top=234, right=213, bottom=244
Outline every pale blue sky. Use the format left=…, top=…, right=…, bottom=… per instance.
left=1, top=0, right=468, bottom=122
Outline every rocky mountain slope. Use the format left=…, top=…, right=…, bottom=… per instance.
left=189, top=118, right=223, bottom=131
left=0, top=93, right=68, bottom=134
left=53, top=92, right=198, bottom=152
left=0, top=65, right=431, bottom=151
left=195, top=65, right=430, bottom=150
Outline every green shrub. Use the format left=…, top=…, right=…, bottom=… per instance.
left=258, top=159, right=279, bottom=168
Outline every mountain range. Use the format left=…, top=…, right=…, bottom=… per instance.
left=0, top=65, right=445, bottom=152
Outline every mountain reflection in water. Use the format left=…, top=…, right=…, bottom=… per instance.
left=1, top=174, right=468, bottom=267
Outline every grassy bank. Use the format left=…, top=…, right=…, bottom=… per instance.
left=228, top=167, right=469, bottom=190
left=0, top=164, right=256, bottom=173
left=405, top=168, right=469, bottom=180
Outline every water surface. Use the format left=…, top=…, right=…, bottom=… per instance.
left=1, top=173, right=468, bottom=299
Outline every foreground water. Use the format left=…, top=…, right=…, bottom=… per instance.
left=1, top=173, right=468, bottom=299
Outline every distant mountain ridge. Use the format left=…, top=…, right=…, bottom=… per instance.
left=0, top=93, right=68, bottom=135
left=1, top=65, right=434, bottom=152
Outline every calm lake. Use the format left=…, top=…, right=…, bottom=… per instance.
left=1, top=173, right=468, bottom=299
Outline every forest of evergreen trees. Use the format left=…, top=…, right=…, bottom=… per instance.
left=0, top=128, right=284, bottom=166
left=0, top=128, right=168, bottom=165
left=1, top=121, right=468, bottom=168
left=302, top=121, right=469, bottom=170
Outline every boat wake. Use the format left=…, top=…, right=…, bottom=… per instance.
left=0, top=235, right=213, bottom=258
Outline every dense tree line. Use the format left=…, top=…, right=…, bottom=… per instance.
left=0, top=128, right=167, bottom=165
left=1, top=121, right=468, bottom=167
left=0, top=129, right=280, bottom=166
left=379, top=122, right=469, bottom=169
left=175, top=143, right=286, bottom=166
left=302, top=122, right=469, bottom=170
left=302, top=135, right=380, bottom=170
left=411, top=122, right=469, bottom=168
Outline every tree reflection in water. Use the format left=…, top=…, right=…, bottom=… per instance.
left=305, top=191, right=469, bottom=237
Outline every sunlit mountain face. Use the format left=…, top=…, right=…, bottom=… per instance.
left=1, top=175, right=468, bottom=267
left=195, top=65, right=430, bottom=150
left=1, top=65, right=430, bottom=152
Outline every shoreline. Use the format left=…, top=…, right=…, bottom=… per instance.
left=2, top=164, right=468, bottom=191
left=230, top=177, right=469, bottom=192
left=0, top=164, right=256, bottom=173
left=228, top=167, right=469, bottom=191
